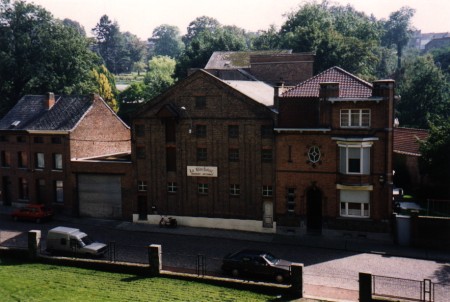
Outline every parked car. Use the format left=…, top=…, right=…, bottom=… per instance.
left=11, top=204, right=54, bottom=223
left=221, top=249, right=292, bottom=283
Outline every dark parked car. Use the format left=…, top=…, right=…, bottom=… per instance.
left=221, top=249, right=292, bottom=283
left=11, top=204, right=54, bottom=223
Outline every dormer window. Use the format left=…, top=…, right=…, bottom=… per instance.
left=340, top=109, right=370, bottom=128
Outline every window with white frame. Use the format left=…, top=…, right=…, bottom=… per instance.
left=198, top=183, right=208, bottom=194
left=168, top=182, right=177, bottom=193
left=340, top=109, right=370, bottom=128
left=262, top=185, right=273, bottom=197
left=340, top=190, right=370, bottom=218
left=53, top=153, right=62, bottom=170
left=138, top=181, right=147, bottom=191
left=286, top=187, right=296, bottom=213
left=229, top=184, right=240, bottom=196
left=339, top=143, right=371, bottom=175
left=35, top=152, right=45, bottom=169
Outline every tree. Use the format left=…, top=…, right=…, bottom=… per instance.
left=0, top=0, right=100, bottom=117
left=397, top=54, right=450, bottom=129
left=149, top=24, right=184, bottom=59
left=62, top=18, right=86, bottom=36
left=90, top=65, right=118, bottom=112
left=182, top=16, right=220, bottom=46
left=381, top=7, right=415, bottom=72
left=122, top=31, right=146, bottom=72
left=419, top=121, right=450, bottom=198
left=143, top=56, right=176, bottom=100
left=430, top=46, right=450, bottom=76
left=252, top=25, right=281, bottom=50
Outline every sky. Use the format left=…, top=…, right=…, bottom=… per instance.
left=24, top=0, right=450, bottom=40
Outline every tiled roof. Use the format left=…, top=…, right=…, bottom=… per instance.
left=281, top=66, right=373, bottom=98
left=205, top=50, right=292, bottom=69
left=394, top=127, right=429, bottom=156
left=0, top=95, right=93, bottom=131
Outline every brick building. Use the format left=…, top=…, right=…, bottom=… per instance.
left=131, top=70, right=278, bottom=232
left=274, top=67, right=396, bottom=236
left=0, top=93, right=132, bottom=218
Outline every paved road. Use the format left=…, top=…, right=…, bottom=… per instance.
left=1, top=214, right=449, bottom=300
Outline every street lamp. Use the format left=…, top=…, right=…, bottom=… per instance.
left=180, top=106, right=192, bottom=134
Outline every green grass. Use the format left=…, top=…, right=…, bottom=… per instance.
left=0, top=258, right=278, bottom=302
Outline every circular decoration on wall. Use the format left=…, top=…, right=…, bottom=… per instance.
left=308, top=146, right=321, bottom=164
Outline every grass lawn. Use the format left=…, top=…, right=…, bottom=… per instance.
left=0, top=258, right=279, bottom=302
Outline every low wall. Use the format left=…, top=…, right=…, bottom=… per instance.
left=411, top=215, right=450, bottom=250
left=133, top=214, right=277, bottom=234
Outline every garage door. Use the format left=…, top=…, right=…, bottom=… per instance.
left=78, top=174, right=122, bottom=218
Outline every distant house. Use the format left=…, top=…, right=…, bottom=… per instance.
left=274, top=67, right=396, bottom=236
left=393, top=127, right=429, bottom=193
left=0, top=93, right=132, bottom=219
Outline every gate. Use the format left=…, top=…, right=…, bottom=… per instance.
left=372, top=275, right=450, bottom=302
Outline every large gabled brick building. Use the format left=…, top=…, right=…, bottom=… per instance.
left=274, top=67, right=396, bottom=237
left=0, top=93, right=132, bottom=218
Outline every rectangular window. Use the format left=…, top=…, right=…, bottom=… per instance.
left=198, top=183, right=208, bottom=194
left=34, top=136, right=44, bottom=144
left=138, top=181, right=147, bottom=191
left=339, top=145, right=370, bottom=175
left=35, top=153, right=45, bottom=169
left=262, top=149, right=273, bottom=163
left=197, top=148, right=207, bottom=161
left=136, top=146, right=146, bottom=159
left=340, top=109, right=370, bottom=128
left=261, top=125, right=273, bottom=138
left=19, top=178, right=29, bottom=200
left=165, top=119, right=176, bottom=142
left=195, top=96, right=206, bottom=109
left=286, top=188, right=296, bottom=213
left=55, top=180, right=64, bottom=203
left=166, top=147, right=176, bottom=171
left=340, top=190, right=370, bottom=218
left=16, top=136, right=26, bottom=143
left=228, top=125, right=239, bottom=138
left=18, top=151, right=28, bottom=168
left=168, top=182, right=178, bottom=193
left=53, top=153, right=63, bottom=170
left=229, top=184, right=240, bottom=196
left=36, top=179, right=46, bottom=203
left=262, top=185, right=273, bottom=197
left=135, top=124, right=145, bottom=137
left=51, top=137, right=62, bottom=144
left=196, top=125, right=207, bottom=138
left=1, top=151, right=11, bottom=167
left=228, top=148, right=239, bottom=162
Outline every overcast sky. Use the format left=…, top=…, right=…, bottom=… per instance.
left=24, top=0, right=450, bottom=40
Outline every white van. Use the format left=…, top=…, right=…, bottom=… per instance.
left=46, top=226, right=107, bottom=257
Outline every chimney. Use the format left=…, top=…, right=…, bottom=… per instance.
left=45, top=92, right=55, bottom=109
left=273, top=81, right=284, bottom=110
left=319, top=83, right=339, bottom=99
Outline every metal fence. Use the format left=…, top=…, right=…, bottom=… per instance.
left=161, top=251, right=223, bottom=277
left=372, top=275, right=450, bottom=302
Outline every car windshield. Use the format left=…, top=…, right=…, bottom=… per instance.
left=80, top=235, right=94, bottom=246
left=263, top=253, right=279, bottom=264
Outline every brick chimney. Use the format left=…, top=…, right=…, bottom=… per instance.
left=319, top=83, right=339, bottom=98
left=45, top=92, right=55, bottom=109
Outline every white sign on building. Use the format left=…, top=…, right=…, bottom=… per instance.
left=187, top=166, right=218, bottom=177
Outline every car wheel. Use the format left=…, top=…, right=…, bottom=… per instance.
left=275, top=274, right=284, bottom=283
left=231, top=268, right=239, bottom=278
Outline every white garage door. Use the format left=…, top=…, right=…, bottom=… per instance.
left=78, top=174, right=122, bottom=218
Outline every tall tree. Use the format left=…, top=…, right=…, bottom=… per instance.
left=397, top=54, right=450, bottom=129
left=62, top=18, right=86, bottom=36
left=182, top=16, right=220, bottom=46
left=252, top=25, right=281, bottom=50
left=149, top=24, right=184, bottom=59
left=0, top=0, right=100, bottom=116
left=381, top=7, right=415, bottom=72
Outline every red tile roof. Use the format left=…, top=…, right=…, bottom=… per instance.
left=281, top=66, right=373, bottom=98
left=394, top=127, right=429, bottom=156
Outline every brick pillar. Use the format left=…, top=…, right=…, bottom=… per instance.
left=28, top=230, right=41, bottom=259
left=290, top=263, right=304, bottom=298
left=148, top=244, right=162, bottom=276
left=359, top=272, right=372, bottom=302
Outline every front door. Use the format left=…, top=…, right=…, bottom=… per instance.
left=307, top=187, right=322, bottom=233
left=137, top=196, right=148, bottom=220
left=263, top=201, right=273, bottom=228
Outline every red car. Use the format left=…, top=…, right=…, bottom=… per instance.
left=11, top=204, right=54, bottom=223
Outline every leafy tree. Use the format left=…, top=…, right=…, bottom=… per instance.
left=90, top=65, right=118, bottom=111
left=397, top=54, right=450, bottom=129
left=143, top=56, right=176, bottom=100
left=381, top=7, right=415, bottom=72
left=62, top=18, right=86, bottom=36
left=122, top=31, right=146, bottom=73
left=430, top=46, right=450, bottom=76
left=419, top=120, right=450, bottom=198
left=0, top=0, right=100, bottom=116
left=252, top=25, right=281, bottom=50
left=182, top=16, right=220, bottom=46
left=149, top=24, right=184, bottom=59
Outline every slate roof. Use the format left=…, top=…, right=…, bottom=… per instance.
left=281, top=66, right=373, bottom=98
left=0, top=95, right=93, bottom=131
left=394, top=127, right=429, bottom=156
left=205, top=50, right=292, bottom=69
left=223, top=80, right=274, bottom=107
